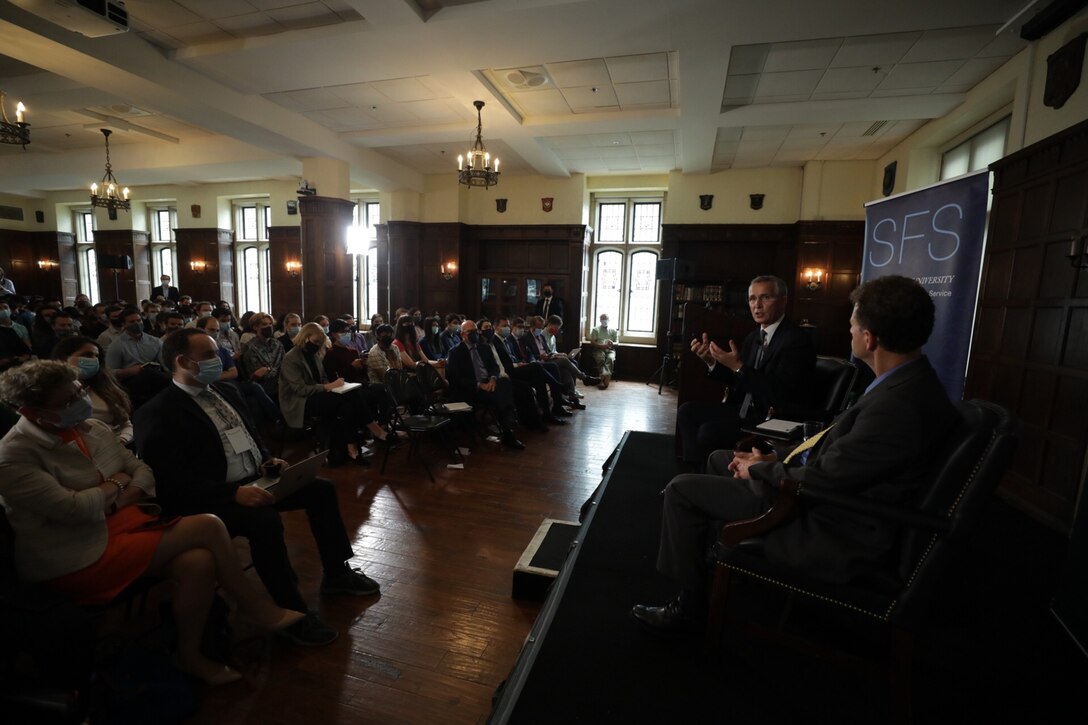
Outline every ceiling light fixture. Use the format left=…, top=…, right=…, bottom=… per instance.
left=0, top=91, right=30, bottom=148
left=457, top=100, right=500, bottom=189
left=90, top=129, right=130, bottom=219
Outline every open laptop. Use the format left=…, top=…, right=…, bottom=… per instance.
left=251, top=451, right=327, bottom=501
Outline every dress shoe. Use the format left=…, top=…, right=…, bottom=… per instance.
left=584, top=375, right=602, bottom=386
left=551, top=405, right=573, bottom=417
left=630, top=597, right=699, bottom=634
left=574, top=391, right=585, bottom=398
left=543, top=415, right=567, bottom=426
left=567, top=399, right=586, bottom=410
left=502, top=434, right=526, bottom=450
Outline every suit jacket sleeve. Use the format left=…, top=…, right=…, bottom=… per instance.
left=733, top=324, right=815, bottom=416
left=133, top=389, right=240, bottom=515
left=748, top=360, right=955, bottom=496
left=445, top=345, right=475, bottom=401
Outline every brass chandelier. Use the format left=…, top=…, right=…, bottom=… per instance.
left=457, top=100, right=500, bottom=189
left=90, top=128, right=130, bottom=219
left=0, top=91, right=30, bottom=148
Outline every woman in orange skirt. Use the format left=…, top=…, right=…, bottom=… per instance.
left=0, top=361, right=305, bottom=685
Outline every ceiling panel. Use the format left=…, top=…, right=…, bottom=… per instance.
left=546, top=59, right=612, bottom=88
left=830, top=32, right=921, bottom=68
left=755, top=70, right=824, bottom=97
left=763, top=38, right=842, bottom=72
left=606, top=53, right=669, bottom=83
left=877, top=60, right=963, bottom=89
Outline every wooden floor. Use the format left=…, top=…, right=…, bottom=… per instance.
left=193, top=380, right=678, bottom=724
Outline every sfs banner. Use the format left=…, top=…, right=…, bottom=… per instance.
left=862, top=171, right=990, bottom=400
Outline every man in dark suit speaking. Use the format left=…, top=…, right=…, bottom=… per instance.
left=676, top=275, right=815, bottom=465
left=632, top=275, right=960, bottom=631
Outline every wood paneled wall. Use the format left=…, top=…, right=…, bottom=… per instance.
left=967, top=117, right=1088, bottom=530
left=175, top=228, right=234, bottom=304
left=0, top=229, right=75, bottom=303
left=269, top=225, right=303, bottom=316
left=378, top=221, right=465, bottom=321
left=793, top=220, right=865, bottom=356
left=92, top=229, right=150, bottom=302
left=464, top=224, right=587, bottom=351
left=299, top=196, right=354, bottom=320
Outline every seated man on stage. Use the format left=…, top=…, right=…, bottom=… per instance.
left=676, top=275, right=815, bottom=466
left=133, top=329, right=381, bottom=647
left=632, top=275, right=959, bottom=632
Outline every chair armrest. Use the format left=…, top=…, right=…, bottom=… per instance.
left=785, top=481, right=951, bottom=532
left=718, top=478, right=800, bottom=547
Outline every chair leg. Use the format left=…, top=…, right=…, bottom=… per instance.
left=705, top=565, right=733, bottom=652
left=890, top=626, right=914, bottom=725
left=380, top=433, right=393, bottom=474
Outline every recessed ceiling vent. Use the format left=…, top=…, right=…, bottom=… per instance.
left=862, top=120, right=889, bottom=137
left=504, top=68, right=549, bottom=89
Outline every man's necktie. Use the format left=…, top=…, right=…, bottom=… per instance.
left=543, top=298, right=550, bottom=318
left=739, top=330, right=769, bottom=419
left=783, top=424, right=834, bottom=464
left=753, top=329, right=768, bottom=369
left=201, top=389, right=261, bottom=471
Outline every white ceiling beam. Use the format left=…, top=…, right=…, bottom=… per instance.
left=0, top=3, right=424, bottom=192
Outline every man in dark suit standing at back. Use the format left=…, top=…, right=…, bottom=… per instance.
left=533, top=282, right=564, bottom=326
left=155, top=274, right=180, bottom=303
left=633, top=275, right=960, bottom=631
left=676, top=275, right=815, bottom=466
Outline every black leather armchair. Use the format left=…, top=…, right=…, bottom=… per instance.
left=707, top=399, right=1017, bottom=721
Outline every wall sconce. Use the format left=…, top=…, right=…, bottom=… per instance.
left=286, top=260, right=302, bottom=278
left=1068, top=235, right=1088, bottom=269
left=441, top=261, right=457, bottom=281
left=190, top=260, right=207, bottom=275
left=36, top=259, right=57, bottom=270
left=802, top=267, right=825, bottom=291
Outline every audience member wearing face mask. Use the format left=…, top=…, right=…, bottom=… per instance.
left=0, top=360, right=305, bottom=685
left=52, top=336, right=134, bottom=443
left=588, top=314, right=618, bottom=389
left=280, top=322, right=390, bottom=466
left=366, top=323, right=402, bottom=384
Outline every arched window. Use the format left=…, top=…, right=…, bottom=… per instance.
left=588, top=197, right=662, bottom=341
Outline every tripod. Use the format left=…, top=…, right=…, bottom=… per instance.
left=646, top=280, right=679, bottom=394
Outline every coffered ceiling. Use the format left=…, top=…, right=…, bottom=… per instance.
left=0, top=0, right=1034, bottom=196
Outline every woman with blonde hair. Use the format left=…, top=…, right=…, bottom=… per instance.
left=0, top=361, right=305, bottom=685
left=279, top=322, right=390, bottom=466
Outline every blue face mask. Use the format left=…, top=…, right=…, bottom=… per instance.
left=338, top=332, right=353, bottom=344
left=188, top=356, right=223, bottom=385
left=288, top=325, right=301, bottom=337
left=52, top=393, right=93, bottom=429
left=499, top=326, right=511, bottom=338
left=0, top=309, right=10, bottom=319
left=76, top=357, right=100, bottom=380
